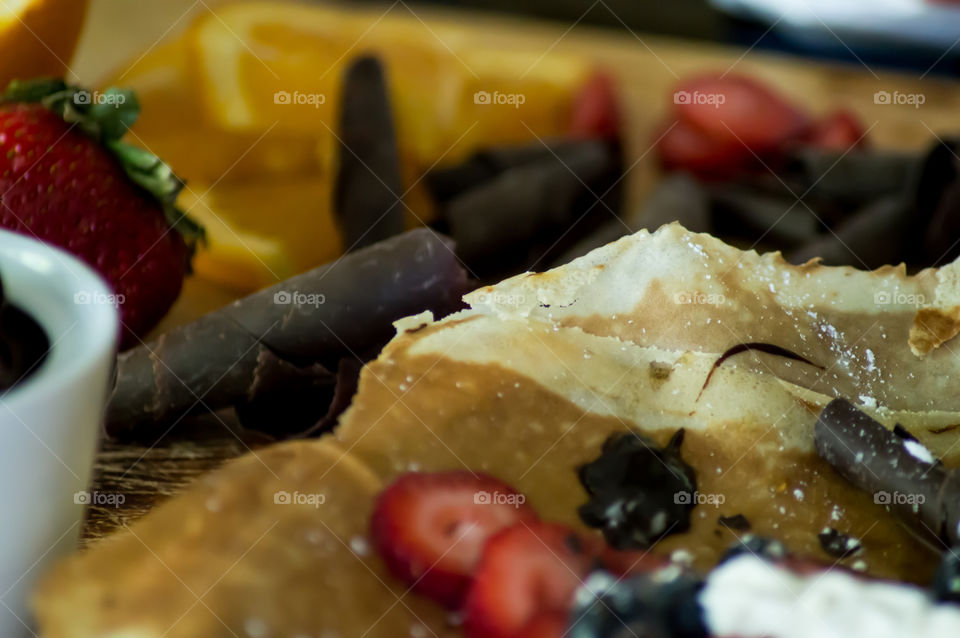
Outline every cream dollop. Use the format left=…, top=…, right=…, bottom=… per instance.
left=701, top=555, right=960, bottom=638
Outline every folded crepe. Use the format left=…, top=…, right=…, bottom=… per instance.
left=34, top=223, right=960, bottom=637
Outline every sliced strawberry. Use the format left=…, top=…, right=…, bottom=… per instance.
left=802, top=108, right=867, bottom=151
left=509, top=612, right=568, bottom=638
left=463, top=522, right=599, bottom=638
left=569, top=70, right=620, bottom=142
left=370, top=471, right=537, bottom=609
left=656, top=118, right=751, bottom=179
left=672, top=74, right=809, bottom=153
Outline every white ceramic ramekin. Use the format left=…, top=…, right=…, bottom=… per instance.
left=0, top=229, right=118, bottom=636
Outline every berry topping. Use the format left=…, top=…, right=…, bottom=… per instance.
left=578, top=430, right=697, bottom=549
left=0, top=78, right=205, bottom=346
left=370, top=471, right=537, bottom=609
left=568, top=569, right=708, bottom=638
left=463, top=522, right=599, bottom=638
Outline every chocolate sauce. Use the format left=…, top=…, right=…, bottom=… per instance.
left=0, top=284, right=48, bottom=391
left=578, top=430, right=698, bottom=549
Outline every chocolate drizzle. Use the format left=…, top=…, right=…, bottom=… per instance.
left=0, top=277, right=48, bottom=391
left=815, top=398, right=958, bottom=547
left=578, top=430, right=697, bottom=549
left=696, top=342, right=823, bottom=402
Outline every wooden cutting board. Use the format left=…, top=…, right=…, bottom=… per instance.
left=72, top=0, right=960, bottom=542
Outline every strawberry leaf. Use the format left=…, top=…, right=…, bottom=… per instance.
left=2, top=78, right=205, bottom=249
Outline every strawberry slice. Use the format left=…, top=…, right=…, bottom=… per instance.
left=463, top=522, right=601, bottom=638
left=370, top=471, right=537, bottom=609
left=802, top=108, right=867, bottom=151
left=569, top=70, right=620, bottom=142
left=656, top=118, right=751, bottom=179
left=672, top=74, right=809, bottom=153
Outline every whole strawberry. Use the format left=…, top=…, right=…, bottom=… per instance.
left=0, top=78, right=203, bottom=348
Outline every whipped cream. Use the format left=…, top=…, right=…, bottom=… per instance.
left=701, top=555, right=960, bottom=638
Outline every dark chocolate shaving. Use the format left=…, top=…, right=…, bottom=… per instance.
left=786, top=196, right=912, bottom=269
left=817, top=527, right=862, bottom=559
left=553, top=173, right=711, bottom=265
left=697, top=342, right=823, bottom=402
left=105, top=230, right=468, bottom=441
left=913, top=138, right=960, bottom=267
left=718, top=514, right=751, bottom=532
left=443, top=139, right=615, bottom=264
left=578, top=430, right=697, bottom=550
left=333, top=56, right=404, bottom=250
left=815, top=398, right=955, bottom=548
left=719, top=535, right=787, bottom=565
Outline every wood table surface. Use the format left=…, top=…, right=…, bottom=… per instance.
left=71, top=0, right=960, bottom=543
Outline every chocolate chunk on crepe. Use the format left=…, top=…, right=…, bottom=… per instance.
left=33, top=223, right=960, bottom=635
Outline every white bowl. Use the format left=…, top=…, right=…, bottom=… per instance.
left=0, top=229, right=118, bottom=636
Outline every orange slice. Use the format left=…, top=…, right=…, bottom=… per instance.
left=178, top=177, right=340, bottom=292
left=108, top=3, right=591, bottom=293
left=0, top=0, right=88, bottom=88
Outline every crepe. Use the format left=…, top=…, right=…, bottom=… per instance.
left=33, top=223, right=960, bottom=636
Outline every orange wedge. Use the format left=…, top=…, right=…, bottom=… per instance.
left=178, top=177, right=341, bottom=292
left=108, top=2, right=591, bottom=293
left=0, top=0, right=87, bottom=88
left=117, top=37, right=323, bottom=185
left=187, top=3, right=589, bottom=163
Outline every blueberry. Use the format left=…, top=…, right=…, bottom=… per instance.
left=568, top=569, right=708, bottom=638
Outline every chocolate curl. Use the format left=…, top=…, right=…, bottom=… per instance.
left=786, top=196, right=912, bottom=268
left=333, top=56, right=404, bottom=250
left=914, top=138, right=960, bottom=266
left=815, top=398, right=958, bottom=546
left=787, top=148, right=919, bottom=213
left=443, top=139, right=616, bottom=263
left=553, top=173, right=710, bottom=265
left=106, top=230, right=468, bottom=440
left=709, top=185, right=818, bottom=249
left=426, top=141, right=586, bottom=204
